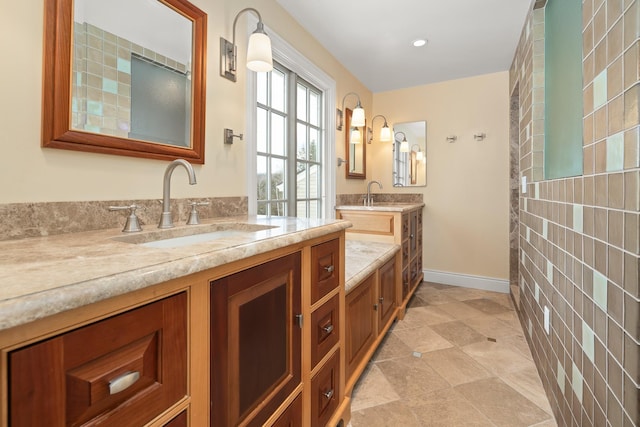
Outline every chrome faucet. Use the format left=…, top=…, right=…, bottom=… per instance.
left=365, top=180, right=383, bottom=206
left=158, top=159, right=197, bottom=228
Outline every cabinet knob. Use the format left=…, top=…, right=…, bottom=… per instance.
left=322, top=324, right=334, bottom=334
left=323, top=389, right=334, bottom=400
left=324, top=265, right=335, bottom=273
left=109, top=371, right=140, bottom=395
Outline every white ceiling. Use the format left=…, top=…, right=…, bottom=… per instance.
left=275, top=0, right=532, bottom=93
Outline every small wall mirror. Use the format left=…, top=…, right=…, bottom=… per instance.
left=345, top=108, right=366, bottom=179
left=42, top=0, right=207, bottom=163
left=393, top=121, right=426, bottom=187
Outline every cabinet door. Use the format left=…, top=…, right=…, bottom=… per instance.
left=210, top=253, right=302, bottom=427
left=9, top=293, right=187, bottom=427
left=271, top=394, right=303, bottom=427
left=378, top=259, right=396, bottom=333
left=345, top=274, right=376, bottom=379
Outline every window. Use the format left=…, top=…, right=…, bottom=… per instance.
left=255, top=62, right=324, bottom=218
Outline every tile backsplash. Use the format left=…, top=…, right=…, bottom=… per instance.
left=0, top=197, right=247, bottom=241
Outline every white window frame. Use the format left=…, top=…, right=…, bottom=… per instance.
left=245, top=19, right=336, bottom=219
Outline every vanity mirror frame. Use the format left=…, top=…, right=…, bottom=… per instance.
left=345, top=108, right=366, bottom=179
left=42, top=0, right=207, bottom=163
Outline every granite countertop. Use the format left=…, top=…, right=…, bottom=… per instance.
left=335, top=202, right=425, bottom=213
left=344, top=240, right=400, bottom=293
left=0, top=215, right=350, bottom=331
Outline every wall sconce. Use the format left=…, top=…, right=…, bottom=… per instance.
left=367, top=114, right=391, bottom=144
left=411, top=144, right=424, bottom=161
left=350, top=127, right=362, bottom=144
left=336, top=92, right=365, bottom=130
left=395, top=131, right=409, bottom=152
left=220, top=8, right=273, bottom=82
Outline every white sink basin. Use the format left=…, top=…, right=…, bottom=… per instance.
left=112, top=223, right=277, bottom=249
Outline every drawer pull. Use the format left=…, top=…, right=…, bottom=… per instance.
left=323, top=389, right=334, bottom=400
left=322, top=324, right=334, bottom=334
left=109, top=371, right=140, bottom=395
left=323, top=265, right=335, bottom=273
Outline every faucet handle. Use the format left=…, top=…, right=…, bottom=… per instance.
left=187, top=201, right=210, bottom=225
left=109, top=204, right=144, bottom=232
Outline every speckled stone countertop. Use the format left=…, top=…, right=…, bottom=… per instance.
left=0, top=216, right=350, bottom=331
left=335, top=202, right=425, bottom=213
left=344, top=240, right=400, bottom=294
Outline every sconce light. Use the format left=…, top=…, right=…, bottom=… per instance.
left=411, top=144, right=424, bottom=161
left=337, top=92, right=365, bottom=130
left=367, top=115, right=392, bottom=144
left=350, top=127, right=362, bottom=144
left=220, top=8, right=273, bottom=82
left=395, top=131, right=409, bottom=152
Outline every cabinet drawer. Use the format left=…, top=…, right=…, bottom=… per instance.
left=311, top=350, right=340, bottom=427
left=311, top=238, right=340, bottom=304
left=311, top=294, right=340, bottom=368
left=9, top=293, right=187, bottom=427
left=338, top=211, right=395, bottom=236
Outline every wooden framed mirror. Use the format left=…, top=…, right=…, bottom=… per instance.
left=393, top=121, right=426, bottom=187
left=42, top=0, right=207, bottom=163
left=345, top=108, right=366, bottom=179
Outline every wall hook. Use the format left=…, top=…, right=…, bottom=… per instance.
left=224, top=128, right=244, bottom=144
left=474, top=132, right=487, bottom=141
left=446, top=135, right=457, bottom=143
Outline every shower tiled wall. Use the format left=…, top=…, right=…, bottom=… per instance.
left=510, top=0, right=639, bottom=426
left=72, top=23, right=187, bottom=137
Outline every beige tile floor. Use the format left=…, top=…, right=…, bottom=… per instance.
left=348, top=282, right=557, bottom=427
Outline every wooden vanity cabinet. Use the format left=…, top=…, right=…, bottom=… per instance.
left=345, top=257, right=397, bottom=386
left=9, top=292, right=187, bottom=427
left=210, top=252, right=302, bottom=427
left=337, top=204, right=423, bottom=318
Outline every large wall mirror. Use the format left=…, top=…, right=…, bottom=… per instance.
left=393, top=121, right=426, bottom=187
left=42, top=0, right=207, bottom=163
left=345, top=108, right=366, bottom=179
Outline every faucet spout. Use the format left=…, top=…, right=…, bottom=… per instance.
left=159, top=159, right=197, bottom=228
left=365, top=180, right=383, bottom=206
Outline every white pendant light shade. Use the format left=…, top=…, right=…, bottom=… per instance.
left=246, top=32, right=273, bottom=72
left=400, top=140, right=409, bottom=152
left=416, top=150, right=424, bottom=161
left=351, top=105, right=365, bottom=127
left=350, top=128, right=362, bottom=144
left=379, top=125, right=392, bottom=142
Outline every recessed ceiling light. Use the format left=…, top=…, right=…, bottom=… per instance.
left=412, top=39, right=427, bottom=47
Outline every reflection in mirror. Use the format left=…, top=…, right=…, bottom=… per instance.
left=42, top=0, right=207, bottom=163
left=345, top=108, right=366, bottom=179
left=393, top=121, right=426, bottom=187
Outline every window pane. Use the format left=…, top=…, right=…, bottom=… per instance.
left=257, top=155, right=268, bottom=201
left=297, top=84, right=307, bottom=121
left=257, top=73, right=268, bottom=105
left=273, top=201, right=287, bottom=216
left=257, top=108, right=268, bottom=153
left=271, top=113, right=285, bottom=156
left=309, top=164, right=319, bottom=198
left=296, top=201, right=307, bottom=218
left=309, top=128, right=319, bottom=162
left=309, top=91, right=319, bottom=126
left=297, top=123, right=307, bottom=160
left=271, top=69, right=286, bottom=112
left=257, top=201, right=267, bottom=215
left=296, top=162, right=307, bottom=199
left=271, top=157, right=286, bottom=199
left=309, top=200, right=319, bottom=219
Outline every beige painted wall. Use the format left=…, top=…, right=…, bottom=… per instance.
left=0, top=0, right=370, bottom=203
left=372, top=72, right=511, bottom=279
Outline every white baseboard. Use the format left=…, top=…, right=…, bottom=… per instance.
left=422, top=269, right=510, bottom=294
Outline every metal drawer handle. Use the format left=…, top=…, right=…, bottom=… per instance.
left=323, top=324, right=334, bottom=334
left=324, top=265, right=335, bottom=273
left=109, top=371, right=140, bottom=395
left=323, top=389, right=334, bottom=399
